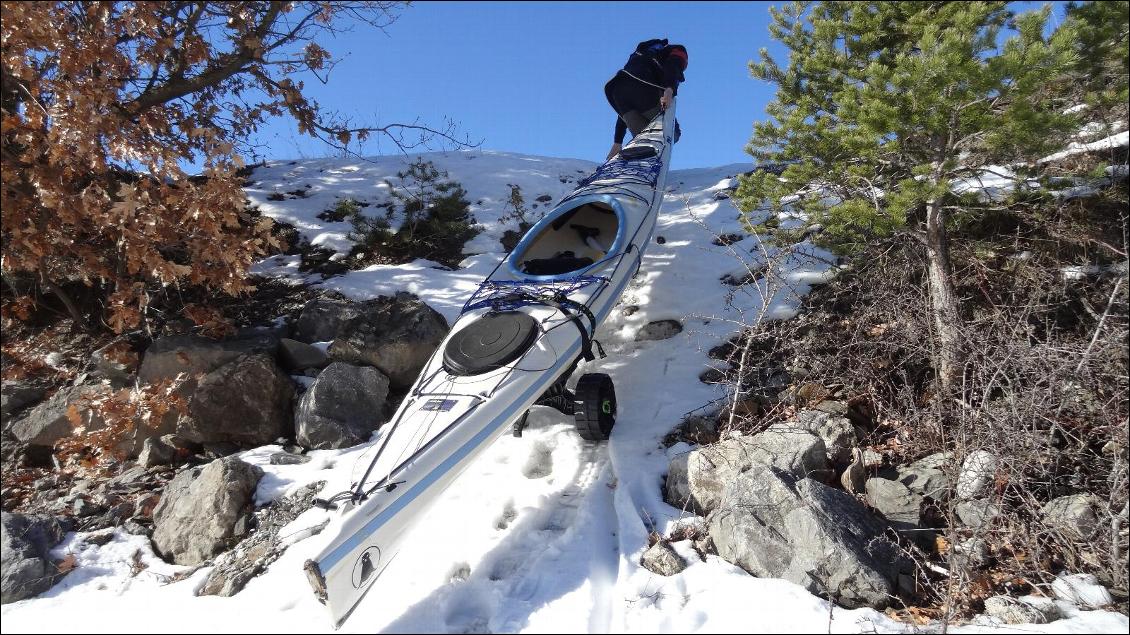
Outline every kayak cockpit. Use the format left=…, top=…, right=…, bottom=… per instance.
left=507, top=195, right=626, bottom=280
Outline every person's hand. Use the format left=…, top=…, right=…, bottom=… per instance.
left=606, top=143, right=622, bottom=161
left=660, top=87, right=674, bottom=110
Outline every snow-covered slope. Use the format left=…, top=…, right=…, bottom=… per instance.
left=2, top=151, right=1125, bottom=634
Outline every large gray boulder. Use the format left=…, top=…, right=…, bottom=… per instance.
left=138, top=333, right=279, bottom=384
left=666, top=429, right=828, bottom=514
left=708, top=465, right=903, bottom=609
left=1, top=513, right=71, bottom=604
left=781, top=409, right=857, bottom=465
left=151, top=457, right=264, bottom=566
left=896, top=452, right=953, bottom=500
left=865, top=478, right=931, bottom=547
left=1, top=382, right=45, bottom=424
left=295, top=362, right=390, bottom=449
left=198, top=482, right=327, bottom=597
left=89, top=337, right=139, bottom=387
left=8, top=382, right=112, bottom=449
left=277, top=338, right=329, bottom=373
left=328, top=293, right=448, bottom=389
left=293, top=294, right=365, bottom=343
left=1041, top=494, right=1103, bottom=540
left=178, top=354, right=294, bottom=448
left=865, top=478, right=922, bottom=526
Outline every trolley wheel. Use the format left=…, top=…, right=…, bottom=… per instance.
left=574, top=373, right=617, bottom=441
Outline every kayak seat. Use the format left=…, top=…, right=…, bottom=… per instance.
left=522, top=253, right=594, bottom=276
left=444, top=311, right=540, bottom=376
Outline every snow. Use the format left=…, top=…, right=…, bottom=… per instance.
left=3, top=151, right=1125, bottom=635
left=1053, top=574, right=1115, bottom=610
left=1039, top=130, right=1130, bottom=164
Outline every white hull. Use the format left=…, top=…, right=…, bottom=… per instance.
left=306, top=105, right=677, bottom=626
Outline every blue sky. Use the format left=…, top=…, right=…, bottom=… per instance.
left=249, top=1, right=788, bottom=170
left=250, top=1, right=1068, bottom=171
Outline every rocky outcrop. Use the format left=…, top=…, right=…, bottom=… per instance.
left=1, top=382, right=45, bottom=424
left=293, top=294, right=365, bottom=343
left=137, top=333, right=279, bottom=384
left=327, top=293, right=448, bottom=389
left=707, top=465, right=903, bottom=609
left=198, top=482, right=327, bottom=597
left=277, top=338, right=330, bottom=373
left=895, top=452, right=953, bottom=500
left=1, top=513, right=72, bottom=604
left=8, top=382, right=112, bottom=449
left=151, top=457, right=264, bottom=566
left=178, top=354, right=294, bottom=448
left=295, top=362, right=390, bottom=449
left=1041, top=494, right=1103, bottom=539
left=666, top=429, right=828, bottom=514
left=89, top=337, right=140, bottom=387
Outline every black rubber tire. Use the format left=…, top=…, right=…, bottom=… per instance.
left=574, top=373, right=616, bottom=441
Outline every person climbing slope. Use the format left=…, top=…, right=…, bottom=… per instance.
left=604, top=38, right=687, bottom=160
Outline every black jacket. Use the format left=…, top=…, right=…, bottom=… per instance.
left=606, top=44, right=686, bottom=143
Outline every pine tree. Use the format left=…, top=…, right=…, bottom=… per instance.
left=735, top=1, right=1081, bottom=394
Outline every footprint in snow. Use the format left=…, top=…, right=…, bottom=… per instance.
left=494, top=501, right=518, bottom=530
left=521, top=440, right=554, bottom=479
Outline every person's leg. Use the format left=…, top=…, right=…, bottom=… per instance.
left=620, top=110, right=650, bottom=136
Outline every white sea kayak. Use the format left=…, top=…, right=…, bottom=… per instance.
left=305, top=103, right=677, bottom=626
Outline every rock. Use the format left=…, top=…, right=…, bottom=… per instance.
left=1041, top=494, right=1103, bottom=540
left=1, top=513, right=72, bottom=604
left=666, top=430, right=828, bottom=514
left=707, top=466, right=902, bottom=609
left=293, top=294, right=364, bottom=343
left=277, top=338, right=330, bottom=372
left=1, top=382, right=45, bottom=424
left=138, top=434, right=196, bottom=468
left=1051, top=573, right=1113, bottom=609
left=956, top=450, right=997, bottom=500
left=295, top=362, right=390, bottom=450
left=151, top=457, right=264, bottom=566
left=865, top=478, right=923, bottom=529
left=137, top=333, right=279, bottom=384
left=787, top=409, right=857, bottom=465
left=896, top=452, right=953, bottom=500
left=956, top=499, right=999, bottom=529
left=72, top=497, right=102, bottom=518
left=90, top=337, right=139, bottom=387
left=784, top=381, right=832, bottom=406
left=841, top=448, right=866, bottom=496
left=197, top=482, right=327, bottom=596
left=983, top=595, right=1048, bottom=624
left=8, top=382, right=112, bottom=449
left=640, top=542, right=688, bottom=576
left=812, top=400, right=849, bottom=417
left=178, top=354, right=294, bottom=448
left=269, top=452, right=311, bottom=466
left=635, top=320, right=683, bottom=342
left=328, top=293, right=448, bottom=389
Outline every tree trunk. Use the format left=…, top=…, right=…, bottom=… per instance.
left=38, top=266, right=87, bottom=330
left=924, top=197, right=964, bottom=396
